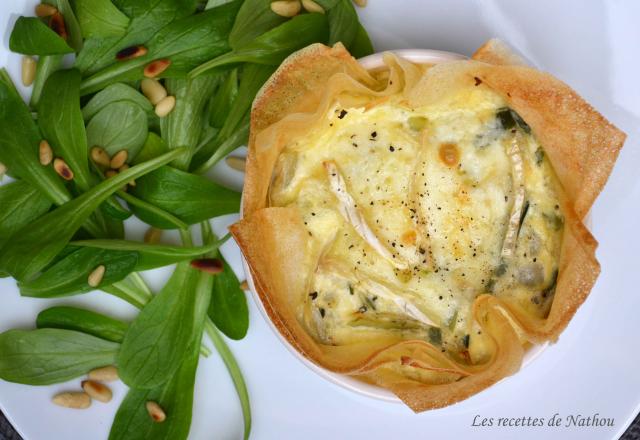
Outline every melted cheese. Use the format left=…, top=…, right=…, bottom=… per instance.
left=269, top=85, right=563, bottom=362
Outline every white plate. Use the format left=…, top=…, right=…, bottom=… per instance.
left=1, top=1, right=640, bottom=440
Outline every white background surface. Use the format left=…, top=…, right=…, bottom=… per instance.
left=1, top=1, right=640, bottom=439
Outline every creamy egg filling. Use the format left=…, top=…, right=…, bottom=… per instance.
left=268, top=86, right=563, bottom=364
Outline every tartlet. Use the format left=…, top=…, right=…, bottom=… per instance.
left=231, top=39, right=625, bottom=411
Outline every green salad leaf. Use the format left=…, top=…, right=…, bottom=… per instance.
left=326, top=0, right=358, bottom=47
left=0, top=181, right=52, bottom=249
left=192, top=63, right=273, bottom=171
left=190, top=13, right=330, bottom=77
left=86, top=101, right=149, bottom=160
left=75, top=0, right=199, bottom=76
left=161, top=75, right=220, bottom=170
left=37, top=306, right=129, bottom=343
left=75, top=0, right=131, bottom=38
left=80, top=1, right=241, bottom=94
left=9, top=17, right=74, bottom=56
left=0, top=69, right=71, bottom=206
left=129, top=166, right=240, bottom=229
left=209, top=255, right=249, bottom=340
left=0, top=328, right=119, bottom=385
left=132, top=132, right=169, bottom=164
left=19, top=247, right=139, bottom=298
left=349, top=21, right=374, bottom=58
left=109, top=342, right=200, bottom=440
left=39, top=69, right=93, bottom=191
left=208, top=69, right=238, bottom=129
left=82, top=83, right=155, bottom=123
left=117, top=260, right=205, bottom=389
left=228, top=0, right=287, bottom=49
left=0, top=148, right=185, bottom=281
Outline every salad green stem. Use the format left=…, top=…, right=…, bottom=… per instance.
left=205, top=319, right=252, bottom=440
left=117, top=190, right=190, bottom=230
left=194, top=121, right=249, bottom=174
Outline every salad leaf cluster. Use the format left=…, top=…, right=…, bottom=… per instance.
left=0, top=0, right=373, bottom=439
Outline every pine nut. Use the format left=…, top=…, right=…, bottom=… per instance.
left=110, top=150, right=128, bottom=169
left=116, top=45, right=148, bottom=61
left=225, top=155, right=246, bottom=172
left=81, top=380, right=112, bottom=403
left=0, top=162, right=6, bottom=179
left=105, top=169, right=118, bottom=179
left=353, top=0, right=367, bottom=6
left=270, top=1, right=301, bottom=17
left=144, top=59, right=171, bottom=78
left=90, top=146, right=111, bottom=167
left=190, top=258, right=224, bottom=274
left=49, top=12, right=67, bottom=40
left=88, top=366, right=119, bottom=382
left=239, top=280, right=249, bottom=290
left=53, top=158, right=74, bottom=180
left=35, top=3, right=58, bottom=17
left=52, top=392, right=91, bottom=409
left=88, top=265, right=106, bottom=288
left=146, top=401, right=166, bottom=423
left=141, top=78, right=167, bottom=105
left=39, top=140, right=53, bottom=166
left=154, top=95, right=176, bottom=118
left=301, top=0, right=324, bottom=13
left=144, top=227, right=163, bottom=244
left=21, top=56, right=37, bottom=86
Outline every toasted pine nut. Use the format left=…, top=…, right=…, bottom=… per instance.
left=53, top=158, right=74, bottom=180
left=225, top=155, right=246, bottom=172
left=105, top=169, right=118, bottom=179
left=21, top=56, right=37, bottom=86
left=90, top=146, right=111, bottom=167
left=239, top=280, right=249, bottom=290
left=52, top=392, right=91, bottom=409
left=270, top=1, right=301, bottom=17
left=144, top=59, right=171, bottom=78
left=353, top=0, right=367, bottom=6
left=190, top=258, right=224, bottom=274
left=88, top=366, right=119, bottom=382
left=88, top=265, right=106, bottom=288
left=146, top=401, right=166, bottom=423
left=110, top=150, right=128, bottom=169
left=39, top=140, right=53, bottom=166
left=301, top=0, right=324, bottom=13
left=141, top=78, right=167, bottom=105
left=81, top=380, right=112, bottom=403
left=0, top=162, right=6, bottom=179
left=35, top=3, right=58, bottom=17
left=155, top=95, right=176, bottom=118
left=49, top=12, right=67, bottom=40
left=116, top=45, right=148, bottom=61
left=144, top=227, right=163, bottom=244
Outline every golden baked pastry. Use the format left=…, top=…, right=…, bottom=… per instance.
left=231, top=39, right=626, bottom=411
